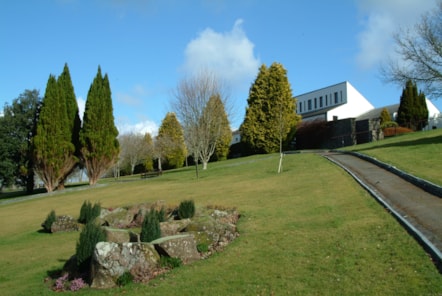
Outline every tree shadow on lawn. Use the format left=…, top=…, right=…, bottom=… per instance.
left=353, top=134, right=442, bottom=152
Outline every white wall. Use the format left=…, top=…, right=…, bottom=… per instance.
left=296, top=81, right=374, bottom=121
left=326, top=82, right=374, bottom=121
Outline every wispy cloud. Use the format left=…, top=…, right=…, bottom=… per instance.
left=182, top=19, right=260, bottom=90
left=355, top=0, right=435, bottom=70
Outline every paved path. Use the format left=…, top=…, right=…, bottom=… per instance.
left=323, top=152, right=442, bottom=259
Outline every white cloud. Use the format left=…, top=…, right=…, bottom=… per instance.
left=182, top=19, right=260, bottom=90
left=77, top=97, right=85, bottom=120
left=355, top=0, right=436, bottom=70
left=117, top=120, right=158, bottom=136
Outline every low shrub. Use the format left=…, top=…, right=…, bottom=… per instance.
left=42, top=210, right=56, bottom=233
left=156, top=207, right=166, bottom=222
left=78, top=201, right=101, bottom=224
left=197, top=243, right=209, bottom=253
left=160, top=256, right=182, bottom=269
left=140, top=210, right=161, bottom=242
left=116, top=271, right=133, bottom=287
left=75, top=221, right=106, bottom=273
left=178, top=200, right=195, bottom=219
left=383, top=126, right=413, bottom=137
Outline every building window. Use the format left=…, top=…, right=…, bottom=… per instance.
left=340, top=91, right=343, bottom=102
left=334, top=92, right=338, bottom=104
left=308, top=99, right=312, bottom=110
left=319, top=96, right=323, bottom=108
left=299, top=102, right=302, bottom=112
left=325, top=95, right=328, bottom=106
left=314, top=98, right=317, bottom=109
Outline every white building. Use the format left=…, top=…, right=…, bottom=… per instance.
left=296, top=81, right=374, bottom=122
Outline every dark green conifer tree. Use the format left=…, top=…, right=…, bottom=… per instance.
left=80, top=66, right=119, bottom=185
left=397, top=80, right=429, bottom=131
left=57, top=63, right=81, bottom=189
left=33, top=75, right=76, bottom=192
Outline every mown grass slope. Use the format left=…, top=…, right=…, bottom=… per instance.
left=343, top=128, right=442, bottom=186
left=0, top=149, right=441, bottom=295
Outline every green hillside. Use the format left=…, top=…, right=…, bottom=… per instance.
left=0, top=136, right=441, bottom=295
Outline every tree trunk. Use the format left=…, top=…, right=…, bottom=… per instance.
left=278, top=152, right=283, bottom=174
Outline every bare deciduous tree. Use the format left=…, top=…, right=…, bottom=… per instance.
left=381, top=2, right=442, bottom=98
left=118, top=132, right=152, bottom=175
left=172, top=70, right=230, bottom=177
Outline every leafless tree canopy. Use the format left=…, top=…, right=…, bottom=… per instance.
left=381, top=1, right=442, bottom=98
left=118, top=132, right=152, bottom=174
left=172, top=70, right=230, bottom=171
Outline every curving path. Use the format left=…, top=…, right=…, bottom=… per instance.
left=322, top=151, right=442, bottom=265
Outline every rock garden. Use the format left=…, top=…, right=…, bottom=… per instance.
left=41, top=200, right=240, bottom=291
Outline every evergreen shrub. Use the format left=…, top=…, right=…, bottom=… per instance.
left=178, top=200, right=195, bottom=219
left=75, top=221, right=106, bottom=272
left=42, top=210, right=56, bottom=233
left=116, top=271, right=133, bottom=287
left=78, top=200, right=101, bottom=224
left=197, top=243, right=209, bottom=253
left=140, top=210, right=161, bottom=242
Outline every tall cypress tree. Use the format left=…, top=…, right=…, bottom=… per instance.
left=397, top=80, right=428, bottom=131
left=80, top=66, right=119, bottom=185
left=33, top=75, right=76, bottom=192
left=57, top=64, right=81, bottom=189
left=240, top=64, right=269, bottom=154
left=240, top=62, right=299, bottom=155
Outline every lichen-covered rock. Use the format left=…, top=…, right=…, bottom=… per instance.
left=160, top=219, right=191, bottom=236
left=104, top=227, right=139, bottom=243
left=185, top=212, right=239, bottom=250
left=50, top=215, right=79, bottom=233
left=90, top=242, right=160, bottom=289
left=152, top=234, right=200, bottom=264
left=98, top=208, right=134, bottom=228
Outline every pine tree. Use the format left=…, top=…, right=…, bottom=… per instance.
left=33, top=75, right=76, bottom=192
left=57, top=64, right=81, bottom=189
left=80, top=66, right=119, bottom=185
left=240, top=63, right=300, bottom=155
left=397, top=80, right=429, bottom=131
left=210, top=96, right=232, bottom=161
left=157, top=112, right=187, bottom=169
left=240, top=64, right=269, bottom=154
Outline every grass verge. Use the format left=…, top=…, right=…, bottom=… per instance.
left=0, top=153, right=441, bottom=295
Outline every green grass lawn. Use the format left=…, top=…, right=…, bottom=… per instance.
left=343, top=128, right=442, bottom=186
left=0, top=151, right=441, bottom=295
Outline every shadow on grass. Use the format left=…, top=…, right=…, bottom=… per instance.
left=353, top=134, right=442, bottom=152
left=0, top=183, right=90, bottom=202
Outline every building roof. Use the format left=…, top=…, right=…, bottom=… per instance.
left=356, top=104, right=399, bottom=121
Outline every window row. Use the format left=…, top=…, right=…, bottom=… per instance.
left=298, top=91, right=343, bottom=113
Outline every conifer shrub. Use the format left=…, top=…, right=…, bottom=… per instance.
left=178, top=200, right=195, bottom=219
left=116, top=271, right=133, bottom=287
left=156, top=206, right=166, bottom=222
left=42, top=210, right=56, bottom=233
left=197, top=242, right=209, bottom=253
left=78, top=200, right=101, bottom=224
left=75, top=221, right=106, bottom=273
left=140, top=210, right=161, bottom=242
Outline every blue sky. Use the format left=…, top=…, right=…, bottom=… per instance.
left=1, top=0, right=440, bottom=134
